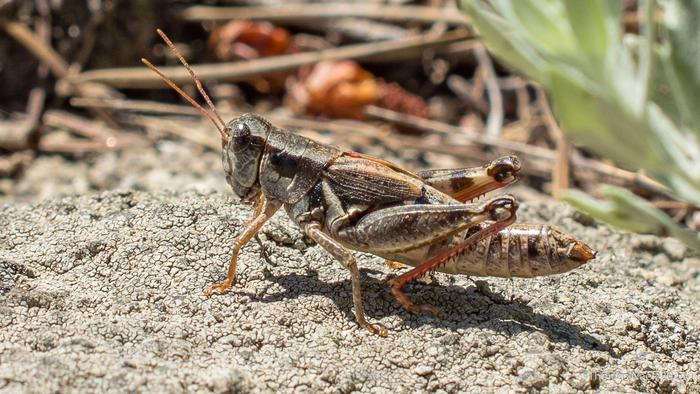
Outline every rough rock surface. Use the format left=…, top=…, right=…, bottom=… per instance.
left=1, top=190, right=699, bottom=393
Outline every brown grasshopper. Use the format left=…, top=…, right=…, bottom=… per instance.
left=142, top=30, right=596, bottom=336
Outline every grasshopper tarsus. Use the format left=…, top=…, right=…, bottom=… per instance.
left=361, top=319, right=388, bottom=337
left=144, top=29, right=597, bottom=336
left=389, top=280, right=444, bottom=318
left=203, top=282, right=231, bottom=297
left=370, top=324, right=389, bottom=337
left=384, top=260, right=406, bottom=271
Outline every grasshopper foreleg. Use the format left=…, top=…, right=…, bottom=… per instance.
left=204, top=194, right=282, bottom=297
left=303, top=223, right=388, bottom=337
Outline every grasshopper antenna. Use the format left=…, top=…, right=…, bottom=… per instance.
left=140, top=58, right=228, bottom=141
left=154, top=29, right=227, bottom=130
left=141, top=29, right=229, bottom=142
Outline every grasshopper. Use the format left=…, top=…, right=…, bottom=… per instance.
left=143, top=30, right=596, bottom=336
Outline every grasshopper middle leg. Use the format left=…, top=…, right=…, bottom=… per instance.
left=303, top=223, right=388, bottom=337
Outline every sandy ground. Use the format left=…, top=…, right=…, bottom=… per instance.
left=1, top=183, right=699, bottom=392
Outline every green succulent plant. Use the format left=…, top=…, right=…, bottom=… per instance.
left=462, top=0, right=700, bottom=251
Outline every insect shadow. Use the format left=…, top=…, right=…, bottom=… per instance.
left=237, top=267, right=611, bottom=354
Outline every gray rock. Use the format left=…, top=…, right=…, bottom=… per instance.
left=663, top=238, right=689, bottom=261
left=1, top=190, right=699, bottom=393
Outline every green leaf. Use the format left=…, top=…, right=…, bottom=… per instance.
left=564, top=0, right=623, bottom=75
left=646, top=102, right=700, bottom=204
left=462, top=1, right=545, bottom=80
left=648, top=44, right=683, bottom=125
left=548, top=69, right=660, bottom=169
left=507, top=0, right=577, bottom=57
left=664, top=0, right=700, bottom=134
left=564, top=186, right=700, bottom=251
left=563, top=189, right=659, bottom=233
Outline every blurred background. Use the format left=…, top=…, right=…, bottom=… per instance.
left=1, top=0, right=698, bottom=251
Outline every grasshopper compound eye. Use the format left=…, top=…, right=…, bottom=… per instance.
left=231, top=121, right=251, bottom=151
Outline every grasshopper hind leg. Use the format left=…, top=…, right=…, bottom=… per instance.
left=388, top=210, right=517, bottom=318
left=336, top=196, right=518, bottom=318
left=303, top=223, right=388, bottom=337
left=416, top=156, right=520, bottom=202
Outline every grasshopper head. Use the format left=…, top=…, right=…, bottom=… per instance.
left=222, top=113, right=272, bottom=203
left=141, top=32, right=272, bottom=203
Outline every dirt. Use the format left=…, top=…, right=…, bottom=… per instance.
left=1, top=142, right=699, bottom=392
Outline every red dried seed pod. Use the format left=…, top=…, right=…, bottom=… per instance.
left=209, top=21, right=292, bottom=61
left=376, top=82, right=430, bottom=119
left=209, top=21, right=295, bottom=93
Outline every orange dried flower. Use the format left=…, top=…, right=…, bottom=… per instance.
left=286, top=60, right=429, bottom=122
left=286, top=61, right=378, bottom=119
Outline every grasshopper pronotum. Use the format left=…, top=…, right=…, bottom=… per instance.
left=143, top=30, right=596, bottom=336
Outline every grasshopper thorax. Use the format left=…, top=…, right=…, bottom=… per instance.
left=222, top=113, right=272, bottom=203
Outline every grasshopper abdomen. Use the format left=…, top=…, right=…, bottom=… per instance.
left=435, top=224, right=595, bottom=278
